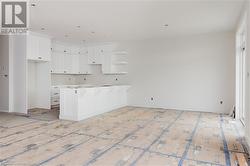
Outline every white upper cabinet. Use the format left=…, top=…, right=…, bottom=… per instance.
left=71, top=46, right=80, bottom=55
left=63, top=54, right=73, bottom=74
left=63, top=47, right=71, bottom=54
left=87, top=46, right=103, bottom=64
left=51, top=52, right=64, bottom=73
left=52, top=43, right=64, bottom=53
left=38, top=36, right=51, bottom=61
left=52, top=43, right=71, bottom=54
left=51, top=43, right=91, bottom=75
left=50, top=43, right=128, bottom=75
left=27, top=33, right=51, bottom=61
left=79, top=47, right=88, bottom=55
left=79, top=54, right=91, bottom=74
left=27, top=35, right=39, bottom=60
left=72, top=54, right=80, bottom=74
left=70, top=46, right=80, bottom=74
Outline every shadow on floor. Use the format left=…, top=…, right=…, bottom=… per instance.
left=28, top=108, right=59, bottom=121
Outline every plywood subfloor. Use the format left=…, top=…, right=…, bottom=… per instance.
left=28, top=108, right=59, bottom=121
left=0, top=107, right=247, bottom=166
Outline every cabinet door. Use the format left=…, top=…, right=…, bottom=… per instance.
left=38, top=36, right=51, bottom=61
left=102, top=53, right=112, bottom=74
left=63, top=46, right=71, bottom=54
left=27, top=35, right=39, bottom=60
left=79, top=47, right=87, bottom=55
left=93, top=46, right=103, bottom=64
left=63, top=54, right=73, bottom=74
left=52, top=43, right=64, bottom=53
left=87, top=46, right=103, bottom=64
left=72, top=54, right=80, bottom=74
left=101, top=45, right=113, bottom=74
left=87, top=47, right=95, bottom=64
left=71, top=46, right=80, bottom=55
left=79, top=54, right=91, bottom=74
left=51, top=52, right=64, bottom=73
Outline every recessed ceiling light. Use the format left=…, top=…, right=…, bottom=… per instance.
left=31, top=3, right=36, bottom=7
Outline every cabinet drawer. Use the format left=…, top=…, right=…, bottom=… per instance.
left=51, top=99, right=60, bottom=105
left=51, top=87, right=60, bottom=92
left=51, top=95, right=59, bottom=100
left=51, top=86, right=60, bottom=89
left=51, top=92, right=60, bottom=98
left=52, top=43, right=64, bottom=52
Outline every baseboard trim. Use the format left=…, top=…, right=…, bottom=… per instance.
left=127, top=105, right=228, bottom=114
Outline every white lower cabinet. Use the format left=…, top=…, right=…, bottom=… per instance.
left=51, top=86, right=60, bottom=108
left=60, top=85, right=130, bottom=121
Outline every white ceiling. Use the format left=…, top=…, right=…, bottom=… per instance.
left=30, top=0, right=245, bottom=43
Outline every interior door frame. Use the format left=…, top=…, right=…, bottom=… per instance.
left=235, top=13, right=247, bottom=125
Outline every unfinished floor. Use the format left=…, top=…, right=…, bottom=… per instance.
left=0, top=107, right=247, bottom=166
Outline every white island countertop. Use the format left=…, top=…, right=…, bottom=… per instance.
left=59, top=85, right=130, bottom=121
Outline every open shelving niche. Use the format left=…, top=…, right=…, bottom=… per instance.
left=102, top=50, right=128, bottom=75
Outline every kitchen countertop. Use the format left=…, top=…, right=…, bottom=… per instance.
left=60, top=84, right=130, bottom=89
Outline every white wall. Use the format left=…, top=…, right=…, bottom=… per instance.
left=0, top=36, right=9, bottom=112
left=80, top=32, right=235, bottom=113
left=9, top=35, right=27, bottom=114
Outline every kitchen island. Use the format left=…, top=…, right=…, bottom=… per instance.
left=59, top=85, right=130, bottom=121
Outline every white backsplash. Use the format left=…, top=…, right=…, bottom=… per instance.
left=77, top=65, right=129, bottom=86
left=51, top=66, right=128, bottom=86
left=51, top=74, right=78, bottom=85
